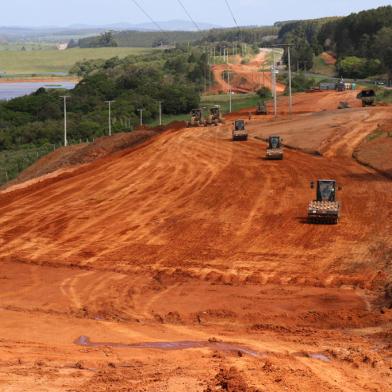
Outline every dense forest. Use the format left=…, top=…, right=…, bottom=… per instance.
left=280, top=6, right=392, bottom=78
left=78, top=26, right=279, bottom=48
left=0, top=47, right=210, bottom=151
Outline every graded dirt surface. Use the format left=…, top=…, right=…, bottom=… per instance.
left=353, top=120, right=392, bottom=177
left=0, top=90, right=392, bottom=391
left=211, top=50, right=285, bottom=94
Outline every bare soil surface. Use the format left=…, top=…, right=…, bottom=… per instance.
left=0, top=90, right=392, bottom=391
left=210, top=50, right=285, bottom=94
left=354, top=120, right=392, bottom=177
left=320, top=52, right=337, bottom=66
left=3, top=130, right=158, bottom=192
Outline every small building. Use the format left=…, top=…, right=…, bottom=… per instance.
left=56, top=43, right=68, bottom=51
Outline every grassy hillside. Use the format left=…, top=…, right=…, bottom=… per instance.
left=0, top=47, right=152, bottom=75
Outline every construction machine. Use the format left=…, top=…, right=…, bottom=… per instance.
left=357, top=89, right=376, bottom=107
left=308, top=180, right=341, bottom=224
left=205, top=105, right=225, bottom=126
left=336, top=79, right=346, bottom=92
left=232, top=119, right=248, bottom=141
left=256, top=101, right=267, bottom=115
left=266, top=135, right=283, bottom=160
left=187, top=109, right=203, bottom=127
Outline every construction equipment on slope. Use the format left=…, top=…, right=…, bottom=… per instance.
left=187, top=109, right=203, bottom=127
left=205, top=105, right=225, bottom=126
left=357, top=89, right=376, bottom=107
left=232, top=119, right=248, bottom=141
left=255, top=101, right=268, bottom=115
left=266, top=135, right=283, bottom=160
left=308, top=180, right=341, bottom=224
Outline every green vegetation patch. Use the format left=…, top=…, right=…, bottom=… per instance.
left=0, top=47, right=152, bottom=75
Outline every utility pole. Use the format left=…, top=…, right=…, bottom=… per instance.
left=227, top=68, right=232, bottom=113
left=60, top=96, right=70, bottom=146
left=105, top=100, right=115, bottom=136
left=287, top=46, right=293, bottom=116
left=158, top=101, right=162, bottom=126
left=271, top=43, right=294, bottom=116
left=137, top=109, right=144, bottom=127
left=272, top=52, right=277, bottom=118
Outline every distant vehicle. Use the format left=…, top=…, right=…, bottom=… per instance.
left=232, top=119, right=248, bottom=141
left=336, top=81, right=346, bottom=92
left=205, top=105, right=224, bottom=126
left=256, top=102, right=268, bottom=115
left=308, top=180, right=341, bottom=224
left=357, top=89, right=376, bottom=107
left=187, top=109, right=203, bottom=127
left=266, top=135, right=283, bottom=160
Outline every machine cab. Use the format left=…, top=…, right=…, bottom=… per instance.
left=234, top=120, right=245, bottom=130
left=311, top=180, right=338, bottom=202
left=191, top=109, right=202, bottom=119
left=268, top=136, right=281, bottom=149
left=210, top=106, right=220, bottom=116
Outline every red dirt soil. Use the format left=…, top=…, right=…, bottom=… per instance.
left=320, top=52, right=337, bottom=66
left=0, top=90, right=392, bottom=391
left=354, top=120, right=392, bottom=176
left=210, top=49, right=285, bottom=94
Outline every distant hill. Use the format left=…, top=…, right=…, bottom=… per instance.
left=0, top=20, right=220, bottom=43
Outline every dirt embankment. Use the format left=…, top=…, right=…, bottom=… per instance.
left=353, top=119, right=392, bottom=177
left=11, top=130, right=157, bottom=186
left=210, top=50, right=285, bottom=94
left=0, top=90, right=392, bottom=391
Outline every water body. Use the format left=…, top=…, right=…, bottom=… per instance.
left=0, top=81, right=76, bottom=100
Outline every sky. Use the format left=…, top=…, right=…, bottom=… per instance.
left=0, top=0, right=391, bottom=27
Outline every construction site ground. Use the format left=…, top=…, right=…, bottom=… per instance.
left=0, top=88, right=392, bottom=391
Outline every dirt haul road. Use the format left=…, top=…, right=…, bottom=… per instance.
left=0, top=90, right=392, bottom=391
left=211, top=49, right=285, bottom=94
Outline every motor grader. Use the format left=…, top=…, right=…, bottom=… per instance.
left=266, top=135, right=283, bottom=160
left=308, top=180, right=341, bottom=224
left=187, top=109, right=203, bottom=127
left=205, top=105, right=225, bottom=126
left=357, top=89, right=376, bottom=107
left=232, top=119, right=248, bottom=141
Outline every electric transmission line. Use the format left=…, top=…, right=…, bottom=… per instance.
left=176, top=0, right=201, bottom=31
left=130, top=0, right=164, bottom=33
left=224, top=0, right=240, bottom=29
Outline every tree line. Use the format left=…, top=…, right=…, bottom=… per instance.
left=0, top=47, right=211, bottom=151
left=279, top=6, right=392, bottom=79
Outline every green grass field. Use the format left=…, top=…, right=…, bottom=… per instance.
left=0, top=47, right=152, bottom=75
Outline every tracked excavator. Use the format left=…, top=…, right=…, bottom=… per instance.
left=232, top=120, right=248, bottom=141
left=187, top=109, right=203, bottom=127
left=266, top=135, right=283, bottom=160
left=308, top=180, right=341, bottom=224
left=205, top=105, right=225, bottom=126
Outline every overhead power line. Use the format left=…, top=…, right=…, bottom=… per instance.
left=224, top=0, right=240, bottom=29
left=130, top=0, right=164, bottom=33
left=176, top=0, right=201, bottom=31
